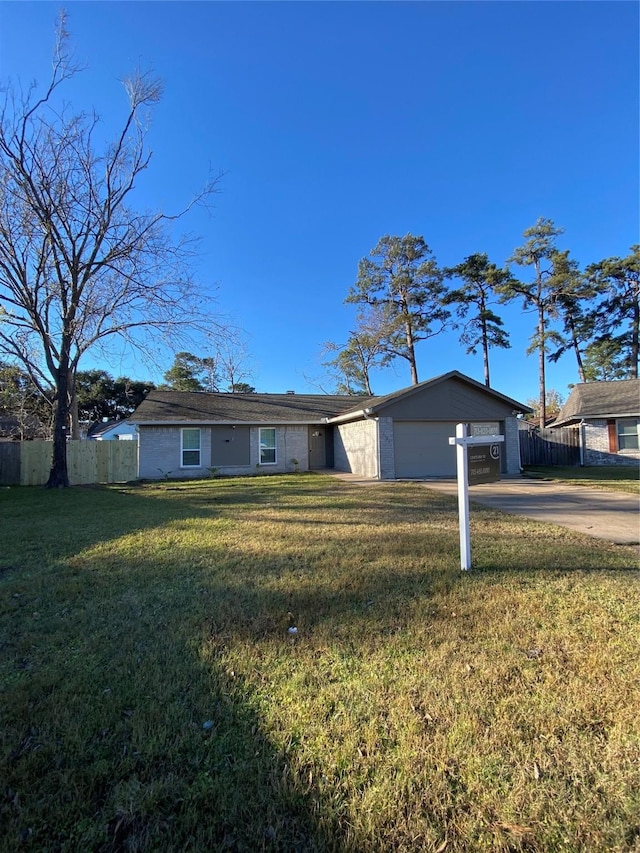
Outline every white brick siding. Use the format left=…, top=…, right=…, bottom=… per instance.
left=334, top=418, right=379, bottom=477
left=583, top=419, right=640, bottom=466
left=138, top=414, right=529, bottom=481
left=377, top=417, right=395, bottom=479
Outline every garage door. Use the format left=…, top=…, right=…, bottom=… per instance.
left=393, top=421, right=458, bottom=477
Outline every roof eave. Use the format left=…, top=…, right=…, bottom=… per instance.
left=553, top=409, right=640, bottom=427
left=131, top=418, right=330, bottom=426
left=326, top=408, right=372, bottom=425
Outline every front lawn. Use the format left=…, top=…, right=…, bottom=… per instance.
left=1, top=475, right=638, bottom=852
left=523, top=465, right=640, bottom=495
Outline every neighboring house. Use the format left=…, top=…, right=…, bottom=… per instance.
left=130, top=370, right=531, bottom=480
left=550, top=379, right=640, bottom=466
left=87, top=419, right=138, bottom=441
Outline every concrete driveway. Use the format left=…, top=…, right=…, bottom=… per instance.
left=422, top=478, right=640, bottom=546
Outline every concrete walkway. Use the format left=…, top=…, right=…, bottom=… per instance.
left=330, top=472, right=640, bottom=546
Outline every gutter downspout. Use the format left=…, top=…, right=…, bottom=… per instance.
left=362, top=408, right=380, bottom=480
left=579, top=419, right=585, bottom=467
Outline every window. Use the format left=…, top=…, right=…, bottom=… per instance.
left=617, top=418, right=639, bottom=451
left=181, top=428, right=201, bottom=466
left=259, top=427, right=276, bottom=464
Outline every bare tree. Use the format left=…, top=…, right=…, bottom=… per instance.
left=0, top=362, right=52, bottom=439
left=212, top=332, right=255, bottom=392
left=0, top=17, right=223, bottom=485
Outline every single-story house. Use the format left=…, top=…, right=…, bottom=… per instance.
left=550, top=378, right=640, bottom=465
left=130, top=370, right=531, bottom=480
left=87, top=419, right=138, bottom=441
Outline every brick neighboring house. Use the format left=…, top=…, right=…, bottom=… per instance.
left=130, top=370, right=531, bottom=480
left=550, top=379, right=640, bottom=466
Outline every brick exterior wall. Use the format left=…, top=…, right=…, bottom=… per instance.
left=377, top=417, right=395, bottom=479
left=334, top=418, right=379, bottom=477
left=503, top=416, right=522, bottom=475
left=583, top=419, right=640, bottom=466
left=138, top=425, right=310, bottom=479
left=138, top=415, right=528, bottom=481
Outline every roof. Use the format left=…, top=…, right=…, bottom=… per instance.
left=87, top=419, right=127, bottom=438
left=130, top=390, right=370, bottom=424
left=327, top=370, right=532, bottom=422
left=130, top=372, right=531, bottom=425
left=552, top=379, right=640, bottom=426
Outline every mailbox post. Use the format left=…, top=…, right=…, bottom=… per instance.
left=449, top=423, right=504, bottom=571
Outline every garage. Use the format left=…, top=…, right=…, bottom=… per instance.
left=393, top=421, right=458, bottom=477
left=329, top=371, right=531, bottom=480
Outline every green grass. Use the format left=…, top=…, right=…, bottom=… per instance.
left=1, top=475, right=639, bottom=852
left=523, top=465, right=640, bottom=495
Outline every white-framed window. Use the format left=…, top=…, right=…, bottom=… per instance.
left=617, top=418, right=639, bottom=451
left=181, top=428, right=201, bottom=467
left=259, top=427, right=277, bottom=465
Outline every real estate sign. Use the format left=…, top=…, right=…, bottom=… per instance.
left=467, top=443, right=501, bottom=485
left=470, top=422, right=500, bottom=437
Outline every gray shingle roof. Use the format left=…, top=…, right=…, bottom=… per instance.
left=130, top=390, right=370, bottom=424
left=552, top=379, right=640, bottom=426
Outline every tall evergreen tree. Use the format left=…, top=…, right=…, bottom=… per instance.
left=163, top=352, right=219, bottom=392
left=499, top=218, right=564, bottom=428
left=346, top=234, right=449, bottom=385
left=582, top=340, right=630, bottom=381
left=443, top=253, right=512, bottom=387
left=585, top=246, right=640, bottom=378
left=75, top=371, right=154, bottom=421
left=546, top=250, right=596, bottom=383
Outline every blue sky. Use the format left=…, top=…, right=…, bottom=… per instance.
left=1, top=1, right=638, bottom=406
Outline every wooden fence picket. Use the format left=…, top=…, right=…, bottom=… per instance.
left=0, top=440, right=138, bottom=486
left=518, top=427, right=581, bottom=467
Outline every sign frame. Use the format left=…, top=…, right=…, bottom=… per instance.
left=449, top=423, right=504, bottom=570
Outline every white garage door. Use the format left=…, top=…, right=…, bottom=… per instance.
left=393, top=421, right=458, bottom=478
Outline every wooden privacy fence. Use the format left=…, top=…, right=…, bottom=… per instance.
left=519, top=427, right=581, bottom=467
left=0, top=440, right=138, bottom=486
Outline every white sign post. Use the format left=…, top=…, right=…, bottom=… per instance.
left=449, top=423, right=504, bottom=571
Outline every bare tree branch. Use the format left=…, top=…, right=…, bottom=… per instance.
left=0, top=20, right=226, bottom=485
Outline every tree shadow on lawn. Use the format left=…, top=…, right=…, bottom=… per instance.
left=1, top=481, right=446, bottom=852
left=2, top=623, right=343, bottom=851
left=1, top=485, right=342, bottom=849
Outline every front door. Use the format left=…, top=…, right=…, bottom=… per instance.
left=308, top=427, right=327, bottom=469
